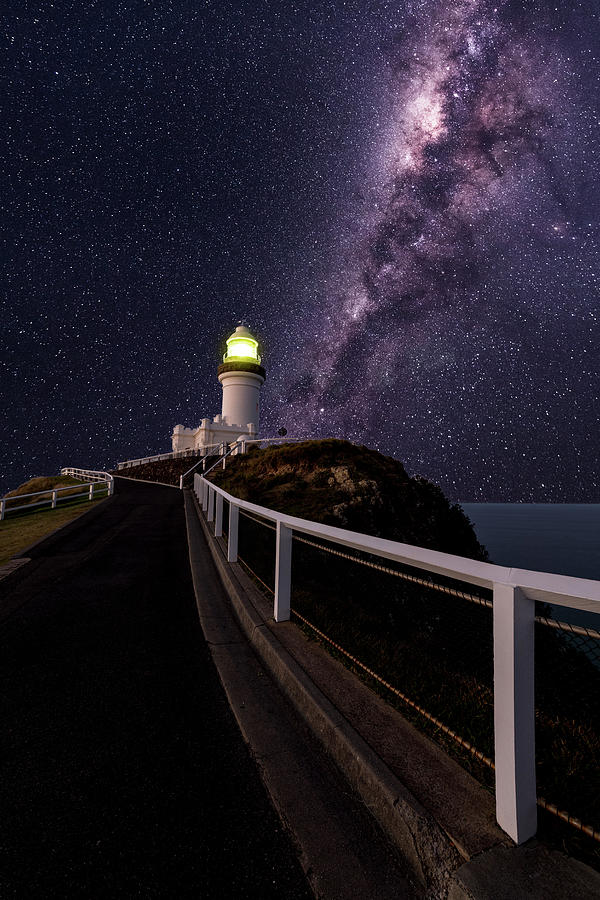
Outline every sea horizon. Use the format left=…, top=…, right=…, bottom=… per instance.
left=462, top=502, right=600, bottom=583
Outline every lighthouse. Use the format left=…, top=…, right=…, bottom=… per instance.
left=171, top=324, right=266, bottom=454
left=218, top=325, right=266, bottom=431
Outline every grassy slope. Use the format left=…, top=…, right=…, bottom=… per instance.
left=3, top=475, right=82, bottom=507
left=1, top=475, right=109, bottom=565
left=0, top=497, right=105, bottom=565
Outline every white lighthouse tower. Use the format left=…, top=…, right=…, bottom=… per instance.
left=171, top=324, right=266, bottom=454
left=218, top=325, right=266, bottom=430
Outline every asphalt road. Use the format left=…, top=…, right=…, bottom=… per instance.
left=0, top=477, right=311, bottom=898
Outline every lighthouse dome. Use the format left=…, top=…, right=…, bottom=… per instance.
left=223, top=324, right=261, bottom=364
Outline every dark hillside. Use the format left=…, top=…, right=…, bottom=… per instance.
left=208, top=439, right=487, bottom=561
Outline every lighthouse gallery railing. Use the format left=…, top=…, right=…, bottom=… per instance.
left=194, top=470, right=600, bottom=848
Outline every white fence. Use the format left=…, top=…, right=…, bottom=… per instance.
left=194, top=471, right=600, bottom=847
left=117, top=436, right=315, bottom=474
left=116, top=448, right=209, bottom=470
left=1, top=469, right=114, bottom=521
left=61, top=467, right=115, bottom=487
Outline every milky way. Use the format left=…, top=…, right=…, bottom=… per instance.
left=272, top=0, right=599, bottom=500
left=285, top=1, right=566, bottom=416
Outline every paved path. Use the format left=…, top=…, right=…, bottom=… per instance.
left=0, top=478, right=311, bottom=897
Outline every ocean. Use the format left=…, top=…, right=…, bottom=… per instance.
left=461, top=503, right=600, bottom=582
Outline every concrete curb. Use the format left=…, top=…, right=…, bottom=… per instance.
left=189, top=489, right=461, bottom=896
left=184, top=491, right=420, bottom=899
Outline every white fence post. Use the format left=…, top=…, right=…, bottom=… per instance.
left=228, top=503, right=239, bottom=562
left=493, top=583, right=537, bottom=844
left=274, top=522, right=292, bottom=623
left=51, top=490, right=57, bottom=509
left=202, top=481, right=209, bottom=512
left=0, top=499, right=5, bottom=521
left=179, top=475, right=183, bottom=490
left=88, top=484, right=94, bottom=501
left=215, top=493, right=223, bottom=537
left=207, top=487, right=215, bottom=522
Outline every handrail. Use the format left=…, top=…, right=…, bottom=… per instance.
left=197, top=477, right=600, bottom=608
left=61, top=467, right=114, bottom=484
left=117, top=437, right=314, bottom=471
left=4, top=483, right=96, bottom=502
left=1, top=469, right=114, bottom=521
left=242, top=436, right=314, bottom=446
left=202, top=442, right=239, bottom=476
left=179, top=446, right=223, bottom=488
left=178, top=440, right=244, bottom=489
left=194, top=470, right=600, bottom=848
left=179, top=457, right=209, bottom=489
left=116, top=445, right=223, bottom=470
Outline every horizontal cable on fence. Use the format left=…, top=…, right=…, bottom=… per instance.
left=292, top=606, right=496, bottom=770
left=293, top=533, right=492, bottom=606
left=237, top=554, right=279, bottom=597
left=234, top=552, right=494, bottom=768
left=239, top=509, right=276, bottom=530
left=230, top=502, right=600, bottom=653
left=293, top=534, right=600, bottom=639
left=237, top=509, right=600, bottom=636
left=537, top=797, right=600, bottom=842
left=535, top=614, right=600, bottom=642
left=236, top=510, right=490, bottom=605
left=231, top=546, right=600, bottom=845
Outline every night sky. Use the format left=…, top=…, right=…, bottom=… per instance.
left=2, top=0, right=599, bottom=501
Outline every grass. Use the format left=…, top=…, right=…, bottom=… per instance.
left=0, top=495, right=107, bottom=566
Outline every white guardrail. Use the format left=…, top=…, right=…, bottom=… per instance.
left=116, top=444, right=232, bottom=470
left=0, top=468, right=114, bottom=521
left=194, top=470, right=600, bottom=847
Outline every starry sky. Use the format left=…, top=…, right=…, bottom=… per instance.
left=2, top=0, right=599, bottom=501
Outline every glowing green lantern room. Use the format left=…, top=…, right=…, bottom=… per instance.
left=223, top=325, right=261, bottom=364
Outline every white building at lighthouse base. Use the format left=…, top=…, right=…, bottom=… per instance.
left=171, top=416, right=257, bottom=454
left=171, top=324, right=266, bottom=454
